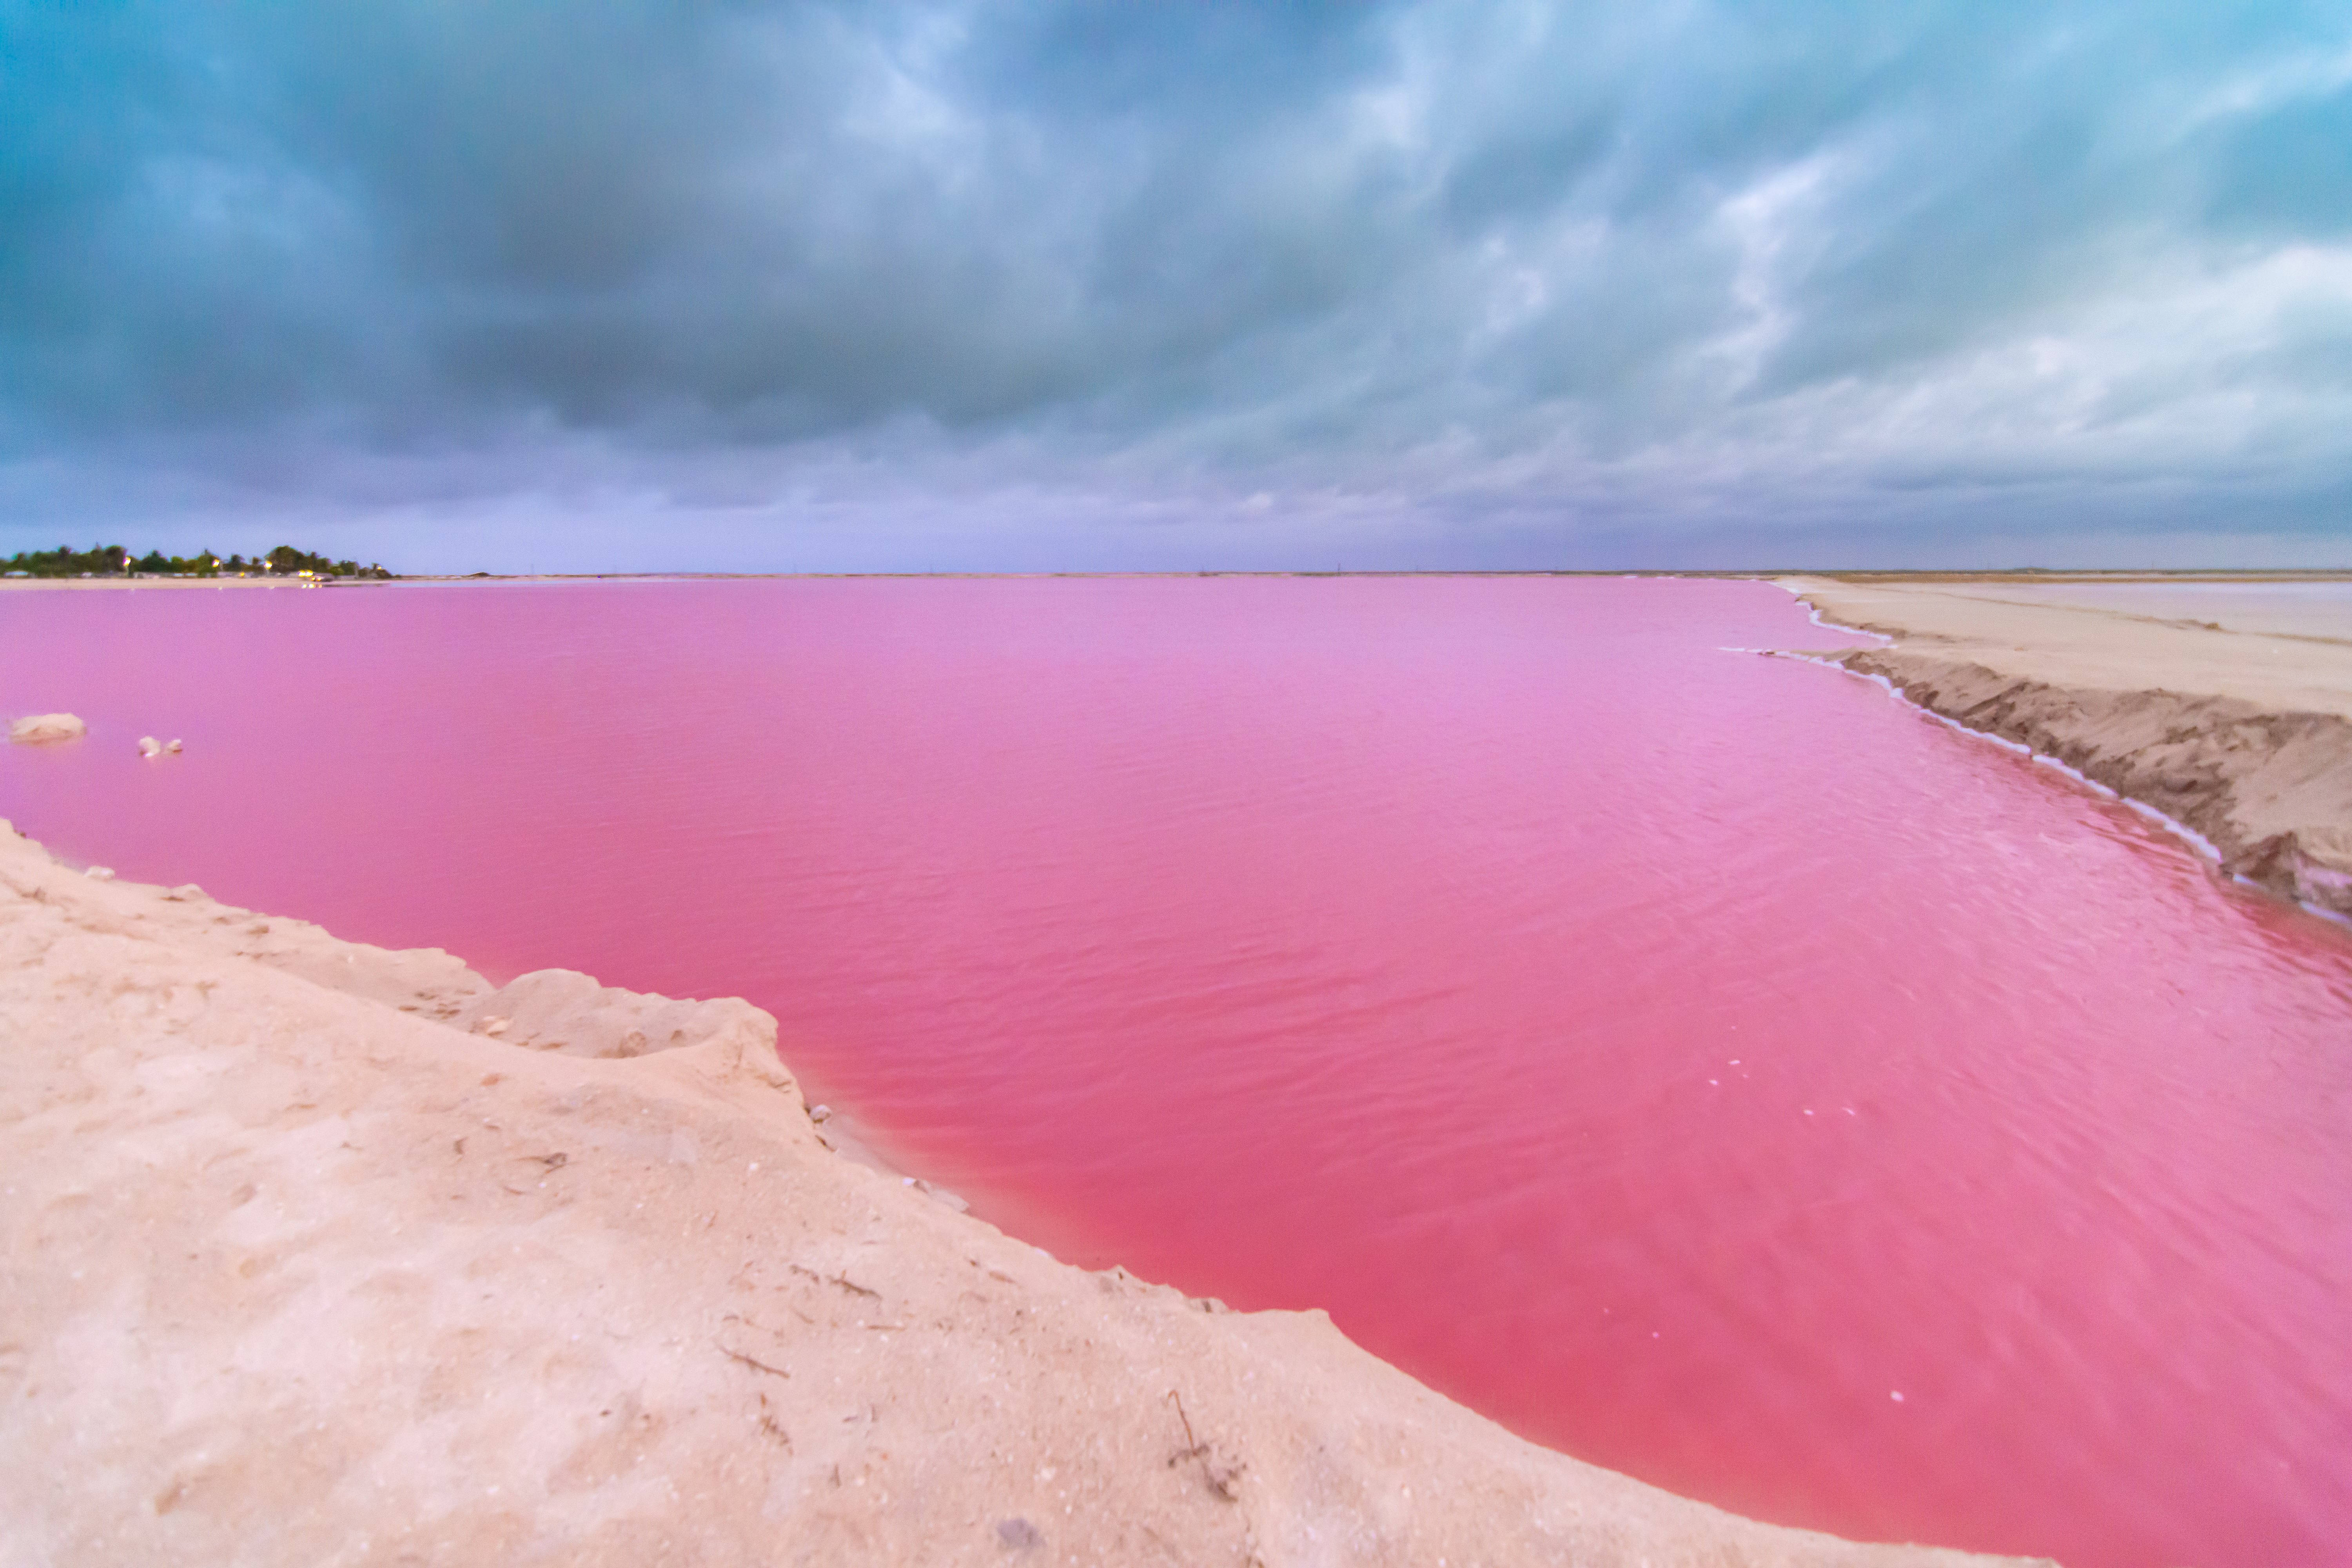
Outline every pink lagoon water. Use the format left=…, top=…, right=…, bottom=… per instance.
left=5, top=576, right=2349, bottom=1566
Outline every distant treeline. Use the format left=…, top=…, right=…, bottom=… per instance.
left=3, top=544, right=391, bottom=579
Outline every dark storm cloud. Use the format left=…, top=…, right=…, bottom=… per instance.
left=3, top=0, right=2349, bottom=565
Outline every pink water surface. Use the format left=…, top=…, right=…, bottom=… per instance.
left=5, top=577, right=2349, bottom=1566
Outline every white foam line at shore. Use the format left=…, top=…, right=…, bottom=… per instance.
left=1766, top=580, right=1894, bottom=645
left=1753, top=649, right=2241, bottom=871
left=1803, top=604, right=1891, bottom=643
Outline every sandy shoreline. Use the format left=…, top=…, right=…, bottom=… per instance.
left=1778, top=575, right=2352, bottom=922
left=0, top=820, right=2045, bottom=1566
left=16, top=568, right=2328, bottom=1562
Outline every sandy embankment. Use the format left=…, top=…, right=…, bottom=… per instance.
left=1779, top=576, right=2352, bottom=920
left=0, top=822, right=2043, bottom=1567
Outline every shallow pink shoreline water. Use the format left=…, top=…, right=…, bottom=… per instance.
left=5, top=577, right=2348, bottom=1566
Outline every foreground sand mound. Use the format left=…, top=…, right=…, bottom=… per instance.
left=0, top=824, right=2041, bottom=1567
left=452, top=967, right=780, bottom=1062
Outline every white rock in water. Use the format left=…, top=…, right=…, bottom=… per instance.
left=7, top=713, right=86, bottom=745
left=138, top=736, right=162, bottom=757
left=166, top=739, right=183, bottom=753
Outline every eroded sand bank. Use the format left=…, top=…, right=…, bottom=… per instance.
left=0, top=823, right=2042, bottom=1567
left=1779, top=575, right=2352, bottom=920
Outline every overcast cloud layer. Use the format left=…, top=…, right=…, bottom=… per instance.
left=5, top=1, right=2350, bottom=569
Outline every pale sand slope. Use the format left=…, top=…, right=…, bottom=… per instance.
left=1778, top=576, right=2352, bottom=918
left=0, top=825, right=2044, bottom=1568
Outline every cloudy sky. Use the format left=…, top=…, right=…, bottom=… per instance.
left=5, top=2, right=2349, bottom=571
